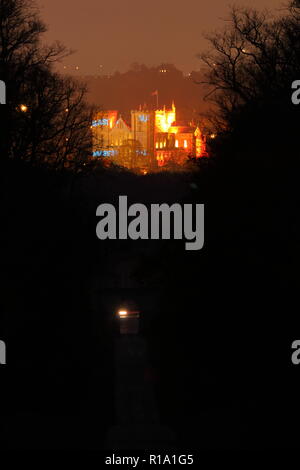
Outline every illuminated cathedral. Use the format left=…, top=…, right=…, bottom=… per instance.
left=91, top=103, right=206, bottom=170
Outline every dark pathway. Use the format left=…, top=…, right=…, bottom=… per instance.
left=107, top=320, right=175, bottom=449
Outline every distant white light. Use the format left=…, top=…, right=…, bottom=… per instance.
left=118, top=310, right=127, bottom=317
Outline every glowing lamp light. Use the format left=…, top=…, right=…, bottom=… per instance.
left=20, top=104, right=28, bottom=113
left=118, top=310, right=128, bottom=318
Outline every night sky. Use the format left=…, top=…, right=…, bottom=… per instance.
left=37, top=0, right=284, bottom=75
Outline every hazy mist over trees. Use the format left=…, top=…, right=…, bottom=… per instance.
left=82, top=64, right=210, bottom=124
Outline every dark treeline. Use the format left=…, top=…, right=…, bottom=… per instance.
left=201, top=1, right=300, bottom=167
left=1, top=0, right=300, bottom=449
left=82, top=64, right=209, bottom=124
left=0, top=0, right=93, bottom=171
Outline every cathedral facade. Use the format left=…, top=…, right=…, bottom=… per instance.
left=91, top=103, right=206, bottom=170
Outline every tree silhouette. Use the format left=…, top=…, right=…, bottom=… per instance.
left=0, top=0, right=93, bottom=170
left=198, top=2, right=300, bottom=169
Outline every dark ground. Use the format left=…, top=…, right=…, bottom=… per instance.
left=0, top=157, right=299, bottom=449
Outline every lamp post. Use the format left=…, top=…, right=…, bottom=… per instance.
left=117, top=306, right=140, bottom=335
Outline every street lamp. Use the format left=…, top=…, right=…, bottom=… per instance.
left=20, top=104, right=28, bottom=113
left=117, top=304, right=140, bottom=335
left=118, top=310, right=128, bottom=318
